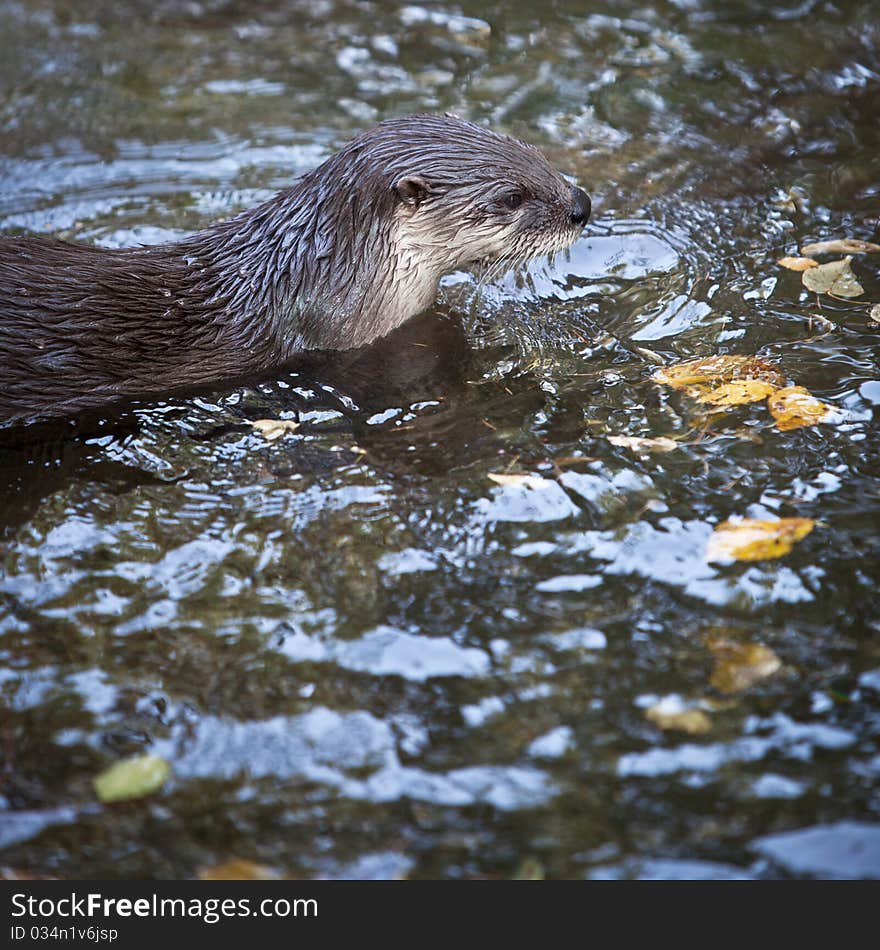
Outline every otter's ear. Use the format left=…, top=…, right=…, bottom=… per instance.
left=393, top=175, right=432, bottom=209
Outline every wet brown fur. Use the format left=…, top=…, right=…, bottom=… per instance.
left=0, top=114, right=589, bottom=427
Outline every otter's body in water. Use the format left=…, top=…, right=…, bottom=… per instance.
left=0, top=114, right=590, bottom=427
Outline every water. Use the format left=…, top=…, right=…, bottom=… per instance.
left=0, top=0, right=878, bottom=879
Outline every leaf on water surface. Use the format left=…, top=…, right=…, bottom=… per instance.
left=800, top=238, right=880, bottom=256
left=607, top=435, right=678, bottom=453
left=655, top=355, right=785, bottom=391
left=93, top=754, right=170, bottom=803
left=767, top=386, right=837, bottom=431
left=869, top=304, right=880, bottom=325
left=0, top=867, right=59, bottom=880
left=512, top=857, right=545, bottom=880
left=251, top=418, right=300, bottom=441
left=801, top=256, right=864, bottom=298
left=706, top=638, right=783, bottom=694
left=773, top=187, right=808, bottom=214
left=706, top=517, right=815, bottom=563
left=654, top=355, right=749, bottom=389
left=697, top=379, right=778, bottom=407
left=645, top=700, right=712, bottom=735
left=199, top=859, right=284, bottom=880
left=777, top=256, right=818, bottom=271
left=487, top=472, right=552, bottom=490
left=655, top=356, right=786, bottom=412
left=731, top=358, right=788, bottom=388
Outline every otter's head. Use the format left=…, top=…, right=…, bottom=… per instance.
left=385, top=115, right=588, bottom=273
left=321, top=114, right=589, bottom=276
left=288, top=114, right=590, bottom=347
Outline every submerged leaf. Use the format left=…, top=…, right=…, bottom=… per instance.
left=655, top=355, right=786, bottom=414
left=655, top=355, right=785, bottom=392
left=0, top=868, right=58, bottom=880
left=698, top=379, right=778, bottom=407
left=487, top=472, right=552, bottom=490
left=800, top=238, right=880, bottom=256
left=645, top=699, right=711, bottom=734
left=706, top=517, right=815, bottom=562
left=707, top=638, right=782, bottom=694
left=768, top=386, right=837, bottom=431
left=655, top=355, right=749, bottom=389
left=801, top=256, right=864, bottom=298
left=777, top=256, right=818, bottom=271
left=199, top=859, right=283, bottom=880
left=607, top=435, right=678, bottom=453
left=251, top=418, right=300, bottom=441
left=94, top=754, right=170, bottom=803
left=512, top=857, right=545, bottom=881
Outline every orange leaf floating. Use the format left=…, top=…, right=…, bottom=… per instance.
left=698, top=379, right=778, bottom=407
left=655, top=355, right=748, bottom=389
left=655, top=355, right=786, bottom=412
left=738, top=359, right=787, bottom=387
left=800, top=238, right=880, bottom=256
left=706, top=517, right=815, bottom=562
left=655, top=355, right=785, bottom=391
left=777, top=256, right=819, bottom=272
left=767, top=386, right=837, bottom=431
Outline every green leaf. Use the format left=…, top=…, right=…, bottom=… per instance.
left=94, top=754, right=171, bottom=803
left=801, top=256, right=864, bottom=298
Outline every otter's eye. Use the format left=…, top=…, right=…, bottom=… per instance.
left=502, top=192, right=524, bottom=211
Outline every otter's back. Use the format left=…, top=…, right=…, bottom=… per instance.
left=0, top=236, right=244, bottom=426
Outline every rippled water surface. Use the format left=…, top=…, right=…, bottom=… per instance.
left=1, top=0, right=879, bottom=879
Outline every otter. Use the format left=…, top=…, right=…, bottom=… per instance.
left=0, top=114, right=590, bottom=428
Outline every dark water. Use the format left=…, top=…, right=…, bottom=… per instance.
left=1, top=0, right=879, bottom=879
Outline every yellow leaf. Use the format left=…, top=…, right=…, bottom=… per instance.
left=251, top=418, right=300, bottom=441
left=487, top=472, right=551, bottom=490
left=655, top=355, right=785, bottom=392
left=94, top=754, right=170, bottom=803
left=512, top=858, right=545, bottom=881
left=707, top=638, right=782, bottom=694
left=800, top=238, right=880, bottom=256
left=655, top=355, right=748, bottom=389
left=870, top=304, right=880, bottom=325
left=199, top=859, right=283, bottom=880
left=607, top=435, right=678, bottom=453
left=706, top=517, right=815, bottom=562
left=697, top=379, right=778, bottom=407
left=645, top=700, right=711, bottom=734
left=777, top=256, right=818, bottom=271
left=801, top=256, right=864, bottom=298
left=767, top=386, right=837, bottom=431
left=737, top=359, right=788, bottom=387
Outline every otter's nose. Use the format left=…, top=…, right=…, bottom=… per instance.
left=569, top=186, right=591, bottom=227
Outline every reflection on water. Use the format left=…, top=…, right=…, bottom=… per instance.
left=1, top=0, right=879, bottom=879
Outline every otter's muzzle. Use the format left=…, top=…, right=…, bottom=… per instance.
left=569, top=187, right=591, bottom=227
